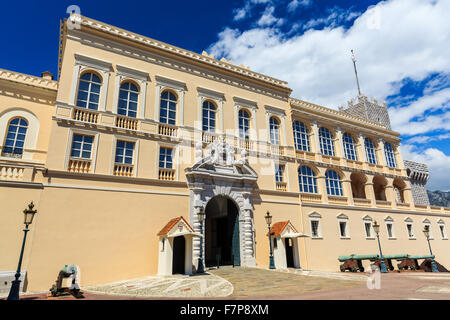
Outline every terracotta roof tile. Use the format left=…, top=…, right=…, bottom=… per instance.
left=266, top=220, right=298, bottom=236
left=157, top=216, right=195, bottom=236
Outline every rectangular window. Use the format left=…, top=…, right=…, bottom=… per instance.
left=70, top=134, right=94, bottom=159
left=275, top=164, right=284, bottom=182
left=159, top=147, right=173, bottom=169
left=407, top=224, right=414, bottom=238
left=115, top=140, right=134, bottom=164
left=439, top=225, right=447, bottom=239
left=339, top=221, right=347, bottom=237
left=365, top=222, right=372, bottom=237
left=387, top=223, right=393, bottom=238
left=311, top=220, right=320, bottom=237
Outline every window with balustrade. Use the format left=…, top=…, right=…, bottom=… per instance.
left=275, top=164, right=284, bottom=182
left=293, top=120, right=310, bottom=152
left=115, top=140, right=135, bottom=165
left=70, top=134, right=93, bottom=159
left=238, top=109, right=251, bottom=140
left=325, top=169, right=343, bottom=196
left=319, top=127, right=335, bottom=156
left=364, top=137, right=377, bottom=164
left=343, top=132, right=357, bottom=160
left=298, top=166, right=317, bottom=193
left=118, top=82, right=139, bottom=118
left=2, top=118, right=28, bottom=158
left=269, top=116, right=280, bottom=145
left=76, top=72, right=102, bottom=110
left=384, top=142, right=397, bottom=168
left=159, top=147, right=173, bottom=169
left=159, top=91, right=177, bottom=125
left=202, top=101, right=216, bottom=132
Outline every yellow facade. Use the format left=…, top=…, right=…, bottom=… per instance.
left=0, top=15, right=449, bottom=292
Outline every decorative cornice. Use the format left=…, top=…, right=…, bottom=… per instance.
left=71, top=14, right=289, bottom=90
left=155, top=75, right=186, bottom=91
left=290, top=98, right=401, bottom=139
left=0, top=68, right=58, bottom=91
left=197, top=86, right=225, bottom=101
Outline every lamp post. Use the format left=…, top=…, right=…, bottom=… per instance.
left=423, top=227, right=439, bottom=272
left=197, top=207, right=205, bottom=273
left=372, top=221, right=388, bottom=273
left=265, top=211, right=275, bottom=270
left=7, top=202, right=37, bottom=300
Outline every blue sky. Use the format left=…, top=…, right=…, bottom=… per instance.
left=1, top=0, right=449, bottom=190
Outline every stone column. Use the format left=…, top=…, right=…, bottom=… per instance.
left=335, top=127, right=345, bottom=158
left=311, top=121, right=321, bottom=154
left=377, top=138, right=386, bottom=166
left=342, top=171, right=354, bottom=205
left=364, top=181, right=376, bottom=207
left=317, top=167, right=328, bottom=204
left=358, top=133, right=367, bottom=162
left=242, top=191, right=256, bottom=266
left=191, top=186, right=204, bottom=269
left=385, top=178, right=396, bottom=208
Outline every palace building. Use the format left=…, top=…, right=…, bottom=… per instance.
left=0, top=15, right=449, bottom=293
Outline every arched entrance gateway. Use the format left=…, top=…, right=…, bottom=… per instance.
left=205, top=195, right=240, bottom=266
left=186, top=138, right=258, bottom=270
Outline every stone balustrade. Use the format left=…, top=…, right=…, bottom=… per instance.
left=113, top=163, right=134, bottom=177
left=158, top=168, right=175, bottom=181
left=68, top=158, right=91, bottom=173
left=158, top=123, right=177, bottom=137
left=0, top=164, right=25, bottom=181
left=300, top=193, right=322, bottom=203
left=116, top=115, right=138, bottom=130
left=72, top=107, right=99, bottom=123
left=276, top=181, right=287, bottom=192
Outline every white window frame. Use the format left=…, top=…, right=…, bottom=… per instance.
left=70, top=54, right=112, bottom=111
left=197, top=87, right=224, bottom=132
left=113, top=65, right=149, bottom=119
left=110, top=135, right=139, bottom=177
left=64, top=128, right=99, bottom=173
left=404, top=218, right=415, bottom=239
left=337, top=214, right=350, bottom=239
left=437, top=220, right=448, bottom=240
left=423, top=219, right=433, bottom=240
left=363, top=216, right=374, bottom=239
left=309, top=212, right=322, bottom=239
left=155, top=75, right=187, bottom=126
left=156, top=142, right=179, bottom=180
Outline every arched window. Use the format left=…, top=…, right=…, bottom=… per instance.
left=2, top=118, right=28, bottom=158
left=326, top=170, right=343, bottom=196
left=384, top=142, right=397, bottom=168
left=343, top=133, right=357, bottom=160
left=298, top=166, right=317, bottom=193
left=202, top=101, right=216, bottom=132
left=365, top=138, right=377, bottom=164
left=238, top=109, right=251, bottom=140
left=269, top=116, right=280, bottom=145
left=159, top=91, right=177, bottom=125
left=76, top=72, right=102, bottom=110
left=293, top=120, right=310, bottom=152
left=118, top=82, right=139, bottom=118
left=319, top=127, right=335, bottom=156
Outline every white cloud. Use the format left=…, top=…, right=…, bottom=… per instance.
left=287, top=0, right=312, bottom=12
left=257, top=6, right=284, bottom=27
left=209, top=0, right=450, bottom=189
left=401, top=145, right=450, bottom=191
left=209, top=0, right=450, bottom=109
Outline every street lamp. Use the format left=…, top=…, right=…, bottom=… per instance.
left=265, top=211, right=275, bottom=270
left=372, top=221, right=388, bottom=273
left=197, top=207, right=205, bottom=273
left=423, top=227, right=439, bottom=272
left=7, top=202, right=37, bottom=300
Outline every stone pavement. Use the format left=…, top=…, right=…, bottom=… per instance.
left=2, top=267, right=450, bottom=300
left=208, top=266, right=365, bottom=298
left=82, top=273, right=233, bottom=298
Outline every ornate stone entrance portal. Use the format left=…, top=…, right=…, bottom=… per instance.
left=205, top=195, right=240, bottom=266
left=186, top=138, right=258, bottom=270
